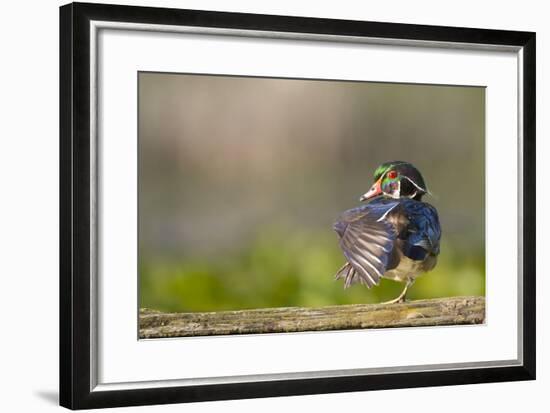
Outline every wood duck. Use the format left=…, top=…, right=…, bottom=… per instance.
left=333, top=161, right=441, bottom=304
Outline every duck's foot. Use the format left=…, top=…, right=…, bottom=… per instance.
left=381, top=295, right=407, bottom=305
left=381, top=279, right=414, bottom=305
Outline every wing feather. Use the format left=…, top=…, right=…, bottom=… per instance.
left=400, top=200, right=441, bottom=259
left=333, top=200, right=399, bottom=288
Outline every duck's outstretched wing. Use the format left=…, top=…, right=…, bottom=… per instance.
left=333, top=200, right=399, bottom=288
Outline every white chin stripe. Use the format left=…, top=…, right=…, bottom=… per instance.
left=391, top=180, right=401, bottom=198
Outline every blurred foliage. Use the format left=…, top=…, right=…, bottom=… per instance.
left=140, top=227, right=485, bottom=313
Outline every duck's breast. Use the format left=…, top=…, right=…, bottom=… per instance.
left=383, top=255, right=426, bottom=282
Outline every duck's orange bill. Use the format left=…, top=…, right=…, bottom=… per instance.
left=360, top=178, right=383, bottom=202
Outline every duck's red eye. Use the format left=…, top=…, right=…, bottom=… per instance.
left=387, top=170, right=398, bottom=179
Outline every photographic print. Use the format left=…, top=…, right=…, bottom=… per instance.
left=138, top=72, right=485, bottom=338
left=60, top=4, right=535, bottom=408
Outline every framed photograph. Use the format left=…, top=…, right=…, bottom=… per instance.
left=60, top=2, right=536, bottom=409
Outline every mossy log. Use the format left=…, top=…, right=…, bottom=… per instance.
left=139, top=296, right=485, bottom=339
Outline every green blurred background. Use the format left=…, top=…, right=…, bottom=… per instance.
left=138, top=72, right=485, bottom=313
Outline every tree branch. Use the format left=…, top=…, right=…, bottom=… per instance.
left=139, top=296, right=485, bottom=338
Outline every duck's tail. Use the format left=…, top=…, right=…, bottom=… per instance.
left=335, top=262, right=375, bottom=289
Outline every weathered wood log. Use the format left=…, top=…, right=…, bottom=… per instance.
left=139, top=296, right=485, bottom=339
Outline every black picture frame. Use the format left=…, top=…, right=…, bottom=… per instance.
left=60, top=2, right=536, bottom=410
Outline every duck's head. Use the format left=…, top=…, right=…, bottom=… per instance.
left=360, top=161, right=429, bottom=202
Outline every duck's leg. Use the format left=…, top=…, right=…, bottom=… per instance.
left=382, top=279, right=414, bottom=305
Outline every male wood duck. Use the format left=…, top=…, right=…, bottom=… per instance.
left=333, top=161, right=441, bottom=304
